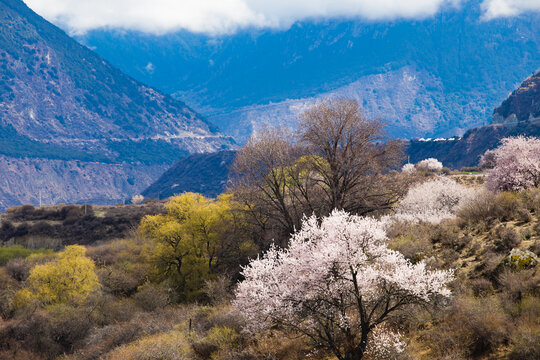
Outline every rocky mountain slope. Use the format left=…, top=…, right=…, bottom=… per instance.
left=0, top=0, right=233, bottom=210
left=212, top=67, right=452, bottom=142
left=143, top=150, right=235, bottom=199
left=144, top=70, right=540, bottom=199
left=409, top=71, right=540, bottom=169
left=493, top=70, right=540, bottom=124
left=407, top=122, right=540, bottom=169
left=76, top=1, right=540, bottom=142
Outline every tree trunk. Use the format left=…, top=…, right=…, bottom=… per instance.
left=344, top=328, right=368, bottom=360
left=344, top=349, right=364, bottom=360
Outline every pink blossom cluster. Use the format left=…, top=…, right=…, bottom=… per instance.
left=131, top=194, right=144, bottom=204
left=486, top=136, right=540, bottom=192
left=234, top=210, right=453, bottom=354
left=394, top=176, right=478, bottom=224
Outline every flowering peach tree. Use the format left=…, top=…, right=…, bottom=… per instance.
left=415, top=158, right=443, bottom=172
left=234, top=210, right=453, bottom=360
left=394, top=177, right=478, bottom=224
left=486, top=136, right=540, bottom=192
left=401, top=163, right=415, bottom=173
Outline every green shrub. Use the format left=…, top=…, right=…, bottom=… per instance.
left=0, top=245, right=50, bottom=265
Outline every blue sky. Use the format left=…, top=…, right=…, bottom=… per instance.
left=23, top=0, right=540, bottom=35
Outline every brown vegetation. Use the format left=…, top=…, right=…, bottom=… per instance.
left=230, top=98, right=407, bottom=246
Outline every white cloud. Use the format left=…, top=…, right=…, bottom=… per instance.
left=24, top=0, right=461, bottom=35
left=481, top=0, right=540, bottom=19
left=23, top=0, right=540, bottom=35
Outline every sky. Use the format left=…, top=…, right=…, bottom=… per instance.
left=23, top=0, right=540, bottom=35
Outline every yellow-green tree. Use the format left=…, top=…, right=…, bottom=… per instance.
left=140, top=193, right=256, bottom=300
left=14, top=245, right=100, bottom=308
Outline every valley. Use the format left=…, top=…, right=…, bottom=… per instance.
left=0, top=2, right=539, bottom=359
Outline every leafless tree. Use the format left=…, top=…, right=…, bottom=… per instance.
left=229, top=98, right=406, bottom=246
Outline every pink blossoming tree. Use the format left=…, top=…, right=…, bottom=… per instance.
left=234, top=210, right=453, bottom=360
left=485, top=136, right=540, bottom=192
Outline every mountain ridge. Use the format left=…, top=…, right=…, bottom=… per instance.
left=76, top=2, right=540, bottom=142
left=0, top=0, right=233, bottom=210
left=142, top=69, right=540, bottom=198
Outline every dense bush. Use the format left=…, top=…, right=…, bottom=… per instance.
left=458, top=190, right=535, bottom=227
left=13, top=245, right=100, bottom=308
left=0, top=245, right=50, bottom=265
left=140, top=193, right=256, bottom=301
left=0, top=203, right=164, bottom=247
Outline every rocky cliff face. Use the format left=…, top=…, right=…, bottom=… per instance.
left=0, top=0, right=233, bottom=210
left=0, top=155, right=167, bottom=210
left=492, top=70, right=540, bottom=125
left=409, top=71, right=540, bottom=169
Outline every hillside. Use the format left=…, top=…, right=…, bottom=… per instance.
left=409, top=70, right=540, bottom=169
left=493, top=70, right=540, bottom=124
left=407, top=122, right=540, bottom=169
left=0, top=202, right=165, bottom=248
left=76, top=1, right=540, bottom=142
left=143, top=150, right=235, bottom=199
left=0, top=0, right=233, bottom=210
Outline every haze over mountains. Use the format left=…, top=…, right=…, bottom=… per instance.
left=71, top=0, right=540, bottom=142
left=143, top=70, right=540, bottom=198
left=0, top=0, right=232, bottom=210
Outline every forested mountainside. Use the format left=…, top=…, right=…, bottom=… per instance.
left=77, top=0, right=540, bottom=142
left=0, top=0, right=232, bottom=210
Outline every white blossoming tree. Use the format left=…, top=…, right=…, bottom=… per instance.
left=131, top=194, right=144, bottom=205
left=401, top=163, right=415, bottom=173
left=234, top=210, right=453, bottom=360
left=415, top=158, right=443, bottom=172
left=485, top=136, right=540, bottom=192
left=394, top=177, right=478, bottom=224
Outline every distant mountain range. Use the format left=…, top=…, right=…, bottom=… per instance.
left=76, top=0, right=540, bottom=142
left=0, top=0, right=232, bottom=210
left=144, top=70, right=540, bottom=198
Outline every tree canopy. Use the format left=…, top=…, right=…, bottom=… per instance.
left=230, top=98, right=406, bottom=246
left=14, top=245, right=100, bottom=307
left=235, top=210, right=453, bottom=360
left=140, top=193, right=256, bottom=300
